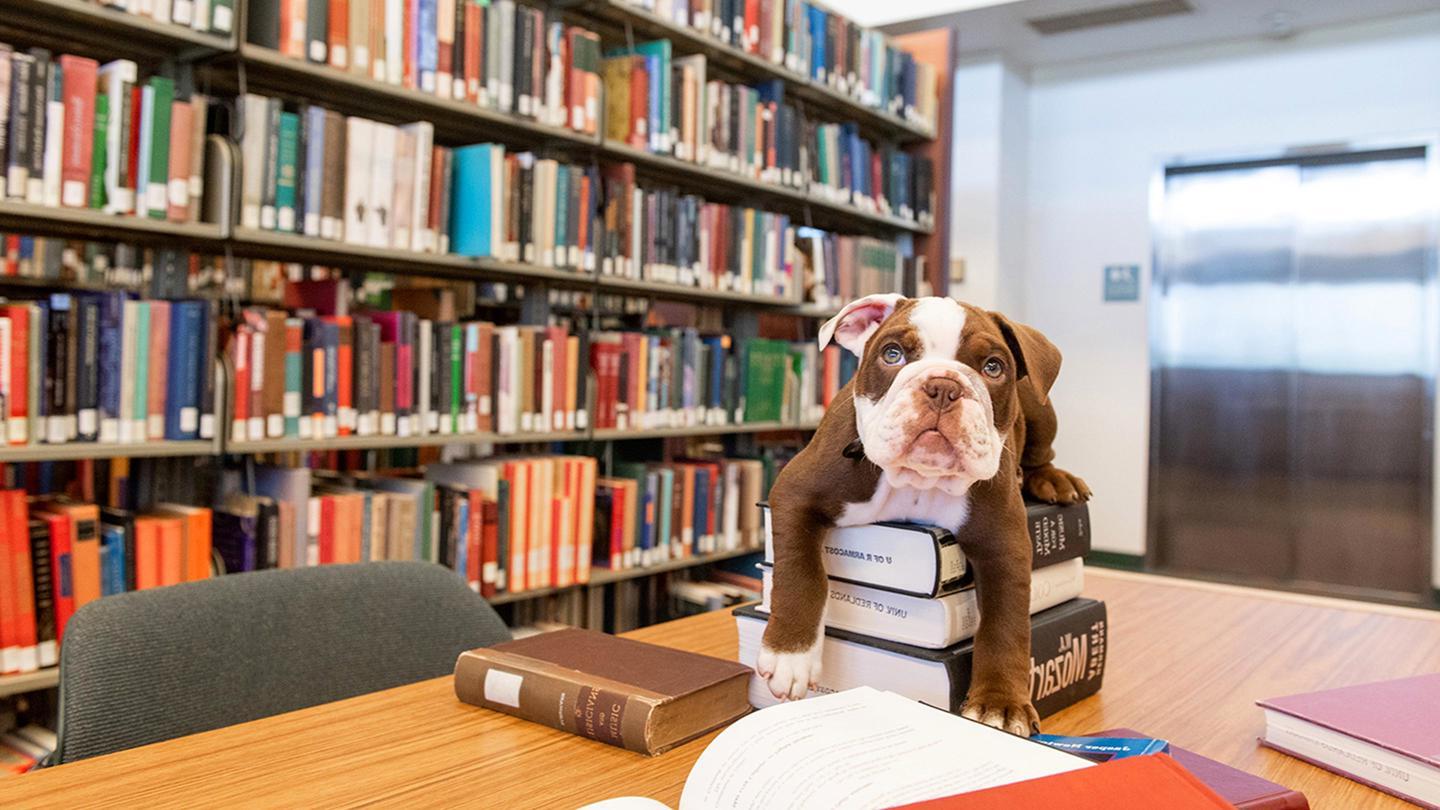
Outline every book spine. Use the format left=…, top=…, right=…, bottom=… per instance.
left=28, top=518, right=57, bottom=667
left=453, top=650, right=657, bottom=753
left=59, top=56, right=98, bottom=209
left=144, top=78, right=174, bottom=219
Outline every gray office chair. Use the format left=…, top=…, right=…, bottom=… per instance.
left=51, top=561, right=511, bottom=764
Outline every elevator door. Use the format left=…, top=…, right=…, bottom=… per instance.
left=1150, top=146, right=1436, bottom=601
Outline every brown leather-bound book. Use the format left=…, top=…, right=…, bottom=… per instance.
left=454, top=628, right=751, bottom=755
left=519, top=326, right=536, bottom=432
left=378, top=341, right=396, bottom=435
left=263, top=309, right=287, bottom=438
left=476, top=321, right=493, bottom=432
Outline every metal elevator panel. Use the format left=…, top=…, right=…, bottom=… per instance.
left=1149, top=146, right=1437, bottom=601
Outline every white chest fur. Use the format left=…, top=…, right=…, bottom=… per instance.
left=835, top=479, right=971, bottom=533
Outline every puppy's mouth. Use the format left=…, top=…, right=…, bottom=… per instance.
left=909, top=428, right=955, bottom=455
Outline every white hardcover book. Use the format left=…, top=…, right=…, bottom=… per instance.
left=384, top=0, right=403, bottom=85
left=408, top=121, right=433, bottom=253
left=343, top=117, right=372, bottom=245
left=495, top=326, right=516, bottom=434
left=41, top=88, right=63, bottom=207
left=118, top=301, right=138, bottom=443
left=247, top=326, right=265, bottom=440
left=240, top=93, right=269, bottom=229
left=99, top=61, right=139, bottom=215
left=192, top=0, right=210, bottom=31
left=151, top=0, right=172, bottom=23
left=417, top=321, right=434, bottom=434
left=545, top=22, right=564, bottom=126
left=760, top=558, right=1085, bottom=650
left=497, top=0, right=515, bottom=112
left=367, top=122, right=397, bottom=248
left=539, top=336, right=553, bottom=433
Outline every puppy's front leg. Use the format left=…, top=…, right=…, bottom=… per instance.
left=758, top=496, right=830, bottom=701
left=959, top=502, right=1039, bottom=736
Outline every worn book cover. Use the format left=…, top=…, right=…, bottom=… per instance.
left=455, top=627, right=751, bottom=755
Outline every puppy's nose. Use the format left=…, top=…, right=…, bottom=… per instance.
left=922, top=378, right=964, bottom=412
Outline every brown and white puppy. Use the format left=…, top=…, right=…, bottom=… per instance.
left=757, top=294, right=1090, bottom=735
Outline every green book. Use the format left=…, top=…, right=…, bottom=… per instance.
left=132, top=302, right=150, bottom=439
left=284, top=317, right=302, bottom=437
left=743, top=339, right=786, bottom=423
left=449, top=325, right=462, bottom=432
left=145, top=77, right=174, bottom=219
left=421, top=482, right=435, bottom=563
left=89, top=94, right=109, bottom=210
left=275, top=111, right=300, bottom=233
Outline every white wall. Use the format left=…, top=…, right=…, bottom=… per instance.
left=1020, top=12, right=1440, bottom=573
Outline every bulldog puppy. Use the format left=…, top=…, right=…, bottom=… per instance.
left=756, top=294, right=1090, bottom=735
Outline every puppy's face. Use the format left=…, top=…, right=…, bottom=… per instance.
left=819, top=295, right=1060, bottom=494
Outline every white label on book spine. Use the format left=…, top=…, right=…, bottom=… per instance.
left=484, top=669, right=523, bottom=708
left=358, top=413, right=376, bottom=436
left=179, top=407, right=198, bottom=433
left=298, top=417, right=312, bottom=439
left=79, top=409, right=98, bottom=437
left=266, top=414, right=284, bottom=437
left=9, top=420, right=28, bottom=444
left=199, top=414, right=214, bottom=440
left=381, top=413, right=396, bottom=435
left=62, top=180, right=86, bottom=208
left=309, top=41, right=327, bottom=63
left=283, top=391, right=301, bottom=418
left=212, top=3, right=231, bottom=31
left=397, top=417, right=411, bottom=437
left=323, top=415, right=338, bottom=437
left=168, top=178, right=187, bottom=207
left=245, top=416, right=262, bottom=439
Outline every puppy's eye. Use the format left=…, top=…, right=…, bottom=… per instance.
left=881, top=344, right=906, bottom=366
left=982, top=357, right=1005, bottom=379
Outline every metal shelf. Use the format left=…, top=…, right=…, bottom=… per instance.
left=564, top=0, right=935, bottom=143
left=489, top=544, right=762, bottom=604
left=0, top=200, right=226, bottom=246
left=0, top=441, right=217, bottom=463
left=0, top=667, right=59, bottom=698
left=0, top=0, right=236, bottom=60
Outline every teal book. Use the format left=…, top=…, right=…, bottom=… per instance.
left=450, top=144, right=493, bottom=257
left=144, top=76, right=174, bottom=219
left=132, top=302, right=150, bottom=439
left=654, top=466, right=674, bottom=560
left=275, top=112, right=300, bottom=232
left=283, top=317, right=303, bottom=437
left=554, top=164, right=569, bottom=266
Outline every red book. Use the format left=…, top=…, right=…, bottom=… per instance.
left=403, top=0, right=417, bottom=89
left=1259, top=676, right=1440, bottom=807
left=629, top=57, right=648, bottom=149
left=547, top=326, right=567, bottom=431
left=608, top=482, right=625, bottom=570
left=479, top=498, right=498, bottom=598
left=146, top=301, right=171, bottom=440
left=42, top=511, right=73, bottom=645
left=5, top=491, right=36, bottom=672
left=318, top=495, right=336, bottom=565
left=59, top=55, right=99, bottom=209
left=896, top=754, right=1232, bottom=809
left=325, top=316, right=353, bottom=436
left=0, top=492, right=16, bottom=673
left=126, top=85, right=143, bottom=208
left=166, top=100, right=193, bottom=222
left=744, top=0, right=759, bottom=53
left=231, top=326, right=251, bottom=441
left=465, top=490, right=482, bottom=590
left=1097, top=728, right=1309, bottom=809
left=2, top=306, right=28, bottom=445
left=328, top=0, right=350, bottom=69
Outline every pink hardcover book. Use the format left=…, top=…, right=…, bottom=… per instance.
left=1257, top=674, right=1440, bottom=808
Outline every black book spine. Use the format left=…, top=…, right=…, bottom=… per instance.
left=518, top=161, right=533, bottom=262
left=306, top=0, right=329, bottom=64
left=431, top=321, right=446, bottom=430
left=513, top=10, right=530, bottom=115
left=246, top=0, right=282, bottom=49
left=199, top=299, right=217, bottom=439
left=28, top=49, right=49, bottom=187
left=453, top=0, right=466, bottom=98
left=259, top=498, right=281, bottom=569
left=352, top=315, right=374, bottom=430
left=1026, top=500, right=1092, bottom=569
left=45, top=296, right=70, bottom=443
left=573, top=326, right=589, bottom=429
left=302, top=318, right=320, bottom=425
left=6, top=52, right=35, bottom=195
left=76, top=295, right=100, bottom=441
left=323, top=320, right=338, bottom=430
left=29, top=518, right=56, bottom=658
left=495, top=478, right=510, bottom=592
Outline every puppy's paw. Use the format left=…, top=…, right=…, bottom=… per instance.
left=755, top=641, right=823, bottom=701
left=1024, top=464, right=1092, bottom=504
left=961, top=694, right=1041, bottom=737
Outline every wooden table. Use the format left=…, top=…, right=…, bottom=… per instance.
left=4, top=569, right=1438, bottom=808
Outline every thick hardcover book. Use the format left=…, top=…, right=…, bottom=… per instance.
left=759, top=500, right=1091, bottom=598
left=26, top=517, right=57, bottom=667
left=735, top=597, right=1108, bottom=718
left=454, top=627, right=752, bottom=755
left=1095, top=728, right=1309, bottom=809
left=758, top=558, right=1086, bottom=650
left=895, top=753, right=1234, bottom=809
left=1259, top=675, right=1440, bottom=807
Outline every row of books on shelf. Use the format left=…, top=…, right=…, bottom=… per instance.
left=796, top=231, right=927, bottom=310
left=808, top=121, right=933, bottom=225
left=247, top=0, right=603, bottom=135
left=0, top=292, right=217, bottom=446
left=0, top=447, right=794, bottom=673
left=0, top=233, right=221, bottom=296
left=0, top=50, right=212, bottom=223
left=739, top=499, right=1101, bottom=716
left=96, top=0, right=236, bottom=37
left=615, top=0, right=938, bottom=130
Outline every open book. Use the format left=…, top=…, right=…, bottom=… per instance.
left=581, top=687, right=1091, bottom=810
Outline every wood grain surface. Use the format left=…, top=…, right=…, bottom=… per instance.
left=2, top=568, right=1437, bottom=809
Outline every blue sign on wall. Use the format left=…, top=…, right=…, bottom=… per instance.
left=1104, top=265, right=1141, bottom=302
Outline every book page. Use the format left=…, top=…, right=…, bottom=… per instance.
left=678, top=687, right=1090, bottom=810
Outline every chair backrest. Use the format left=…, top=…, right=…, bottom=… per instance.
left=52, top=561, right=511, bottom=764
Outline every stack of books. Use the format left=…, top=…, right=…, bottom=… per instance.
left=1, top=51, right=211, bottom=223
left=736, top=500, right=1104, bottom=718
left=96, top=0, right=234, bottom=37
left=612, top=0, right=939, bottom=131
left=246, top=0, right=602, bottom=134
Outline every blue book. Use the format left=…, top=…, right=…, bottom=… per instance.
left=135, top=84, right=155, bottom=217
left=1033, top=735, right=1170, bottom=763
left=100, top=525, right=127, bottom=595
left=322, top=319, right=339, bottom=434
left=808, top=6, right=826, bottom=81
left=641, top=472, right=657, bottom=560
left=691, top=466, right=708, bottom=553
left=454, top=496, right=469, bottom=582
left=93, top=292, right=126, bottom=443
left=214, top=506, right=259, bottom=573
left=450, top=144, right=493, bottom=257
left=164, top=301, right=203, bottom=440
left=703, top=336, right=726, bottom=414
left=418, top=0, right=438, bottom=92
left=303, top=105, right=326, bottom=236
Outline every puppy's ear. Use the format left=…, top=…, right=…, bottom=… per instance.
left=990, top=312, right=1062, bottom=402
left=819, top=294, right=905, bottom=358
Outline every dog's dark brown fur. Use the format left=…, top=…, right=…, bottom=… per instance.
left=761, top=301, right=1089, bottom=735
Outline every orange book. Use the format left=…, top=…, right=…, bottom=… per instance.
left=44, top=502, right=101, bottom=610
left=551, top=458, right=572, bottom=588
left=529, top=459, right=550, bottom=590
left=166, top=100, right=193, bottom=222
left=4, top=490, right=36, bottom=671
left=680, top=465, right=695, bottom=557
left=1, top=306, right=28, bottom=444
left=326, top=316, right=354, bottom=436
left=895, top=754, right=1233, bottom=809
left=0, top=492, right=15, bottom=672
left=133, top=517, right=162, bottom=590
left=328, top=0, right=350, bottom=69
left=153, top=517, right=185, bottom=586
left=574, top=457, right=595, bottom=584
left=155, top=504, right=213, bottom=582
left=503, top=460, right=527, bottom=591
